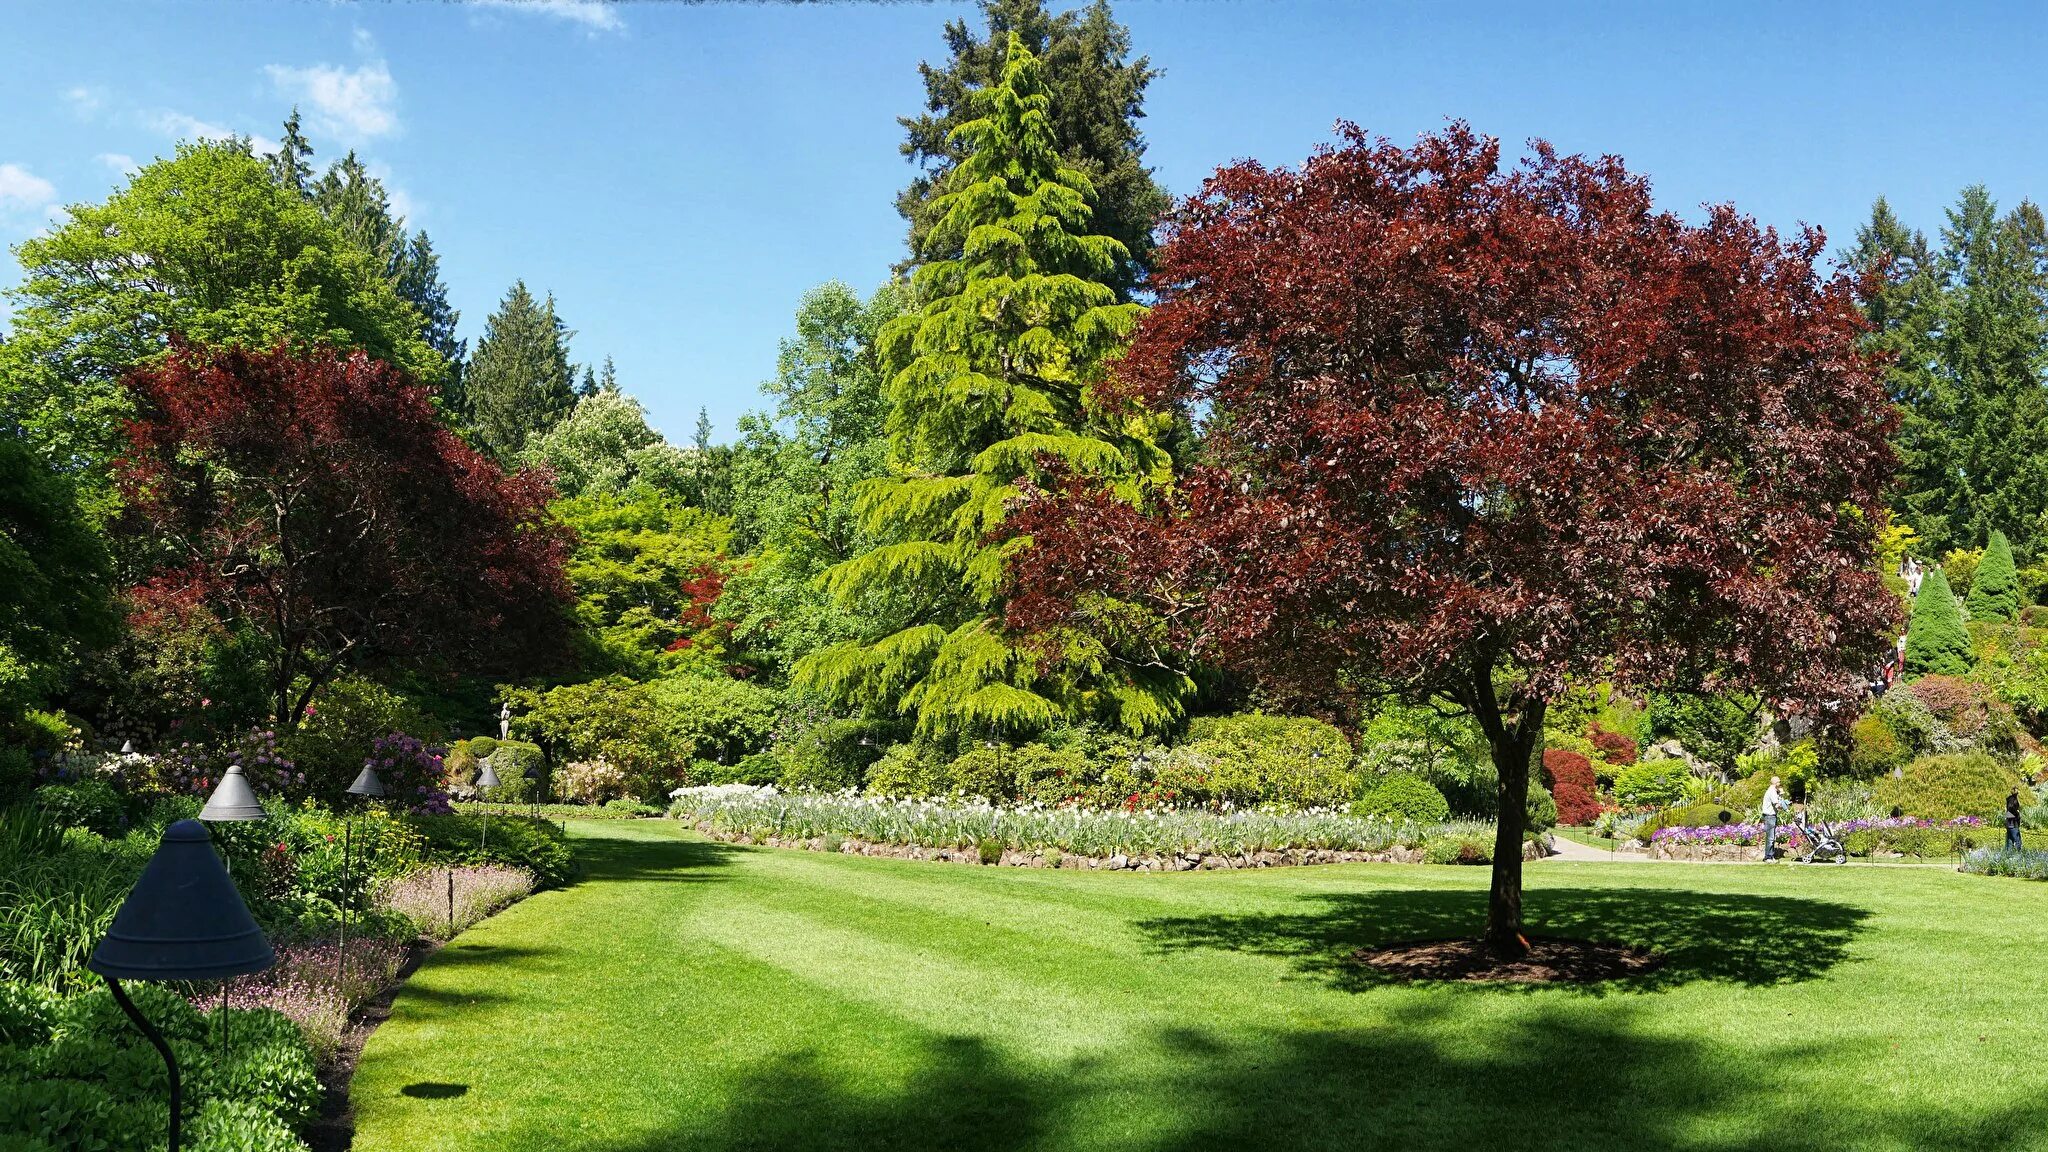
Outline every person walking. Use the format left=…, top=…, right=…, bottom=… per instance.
left=1761, top=775, right=1787, bottom=862
left=2007, top=789, right=2025, bottom=853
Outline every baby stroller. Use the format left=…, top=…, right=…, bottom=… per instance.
left=1796, top=811, right=1848, bottom=865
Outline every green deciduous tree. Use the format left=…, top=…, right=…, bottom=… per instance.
left=0, top=140, right=444, bottom=517
left=899, top=0, right=1168, bottom=300
left=1967, top=529, right=2020, bottom=621
left=722, top=281, right=908, bottom=680
left=0, top=435, right=116, bottom=716
left=1906, top=567, right=1974, bottom=676
left=521, top=387, right=690, bottom=500
left=796, top=37, right=1177, bottom=738
left=466, top=281, right=576, bottom=460
left=555, top=487, right=733, bottom=679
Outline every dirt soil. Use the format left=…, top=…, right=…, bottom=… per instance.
left=1353, top=934, right=1663, bottom=984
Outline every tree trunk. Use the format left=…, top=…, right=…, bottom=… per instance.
left=1484, top=728, right=1535, bottom=956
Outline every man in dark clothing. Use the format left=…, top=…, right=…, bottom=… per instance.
left=2006, top=789, right=2024, bottom=853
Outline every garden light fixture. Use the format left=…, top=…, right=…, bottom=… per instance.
left=89, top=819, right=275, bottom=1152
left=198, top=763, right=268, bottom=822
left=339, top=762, right=385, bottom=989
left=477, top=761, right=500, bottom=849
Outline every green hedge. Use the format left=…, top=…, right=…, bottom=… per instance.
left=1353, top=773, right=1451, bottom=822
left=1873, top=753, right=2024, bottom=821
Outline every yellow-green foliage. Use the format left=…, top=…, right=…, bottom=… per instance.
left=1875, top=753, right=2025, bottom=820
left=794, top=37, right=1184, bottom=739
left=1155, top=714, right=1359, bottom=807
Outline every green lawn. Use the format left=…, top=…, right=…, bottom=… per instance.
left=350, top=819, right=2048, bottom=1152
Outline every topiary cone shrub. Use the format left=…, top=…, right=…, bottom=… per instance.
left=1906, top=567, right=1973, bottom=676
left=1966, top=530, right=2021, bottom=622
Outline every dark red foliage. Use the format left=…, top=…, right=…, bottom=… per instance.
left=1589, top=724, right=1638, bottom=766
left=117, top=342, right=573, bottom=725
left=1009, top=124, right=1899, bottom=946
left=1541, top=748, right=1596, bottom=794
left=1552, top=781, right=1602, bottom=827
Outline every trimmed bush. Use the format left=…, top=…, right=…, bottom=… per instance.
left=1906, top=567, right=1973, bottom=676
left=1848, top=713, right=1906, bottom=778
left=1526, top=782, right=1558, bottom=834
left=1552, top=781, right=1601, bottom=826
left=555, top=757, right=629, bottom=805
left=1541, top=748, right=1596, bottom=793
left=1353, top=773, right=1451, bottom=822
left=1163, top=713, right=1360, bottom=808
left=1875, top=688, right=1962, bottom=756
left=1613, top=758, right=1695, bottom=809
left=1967, top=531, right=2021, bottom=622
left=1589, top=724, right=1638, bottom=766
left=482, top=741, right=546, bottom=803
left=1874, top=753, right=2025, bottom=821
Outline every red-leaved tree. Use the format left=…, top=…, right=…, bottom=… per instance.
left=1009, top=125, right=1899, bottom=953
left=118, top=342, right=573, bottom=726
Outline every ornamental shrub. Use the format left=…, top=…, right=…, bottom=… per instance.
left=859, top=742, right=952, bottom=797
left=774, top=719, right=890, bottom=792
left=481, top=741, right=546, bottom=803
left=1613, top=758, right=1696, bottom=809
left=1875, top=687, right=1962, bottom=756
left=1422, top=830, right=1492, bottom=864
left=1000, top=744, right=1090, bottom=804
left=1907, top=674, right=2021, bottom=754
left=1172, top=713, right=1359, bottom=807
left=1352, top=773, right=1450, bottom=822
left=1541, top=748, right=1596, bottom=794
left=1906, top=567, right=1974, bottom=676
left=556, top=757, right=630, bottom=805
left=1552, top=781, right=1602, bottom=826
left=31, top=779, right=126, bottom=837
left=1589, top=724, right=1638, bottom=765
left=1848, top=713, right=1907, bottom=777
left=1525, top=782, right=1558, bottom=834
left=1874, top=753, right=2025, bottom=820
left=282, top=674, right=440, bottom=804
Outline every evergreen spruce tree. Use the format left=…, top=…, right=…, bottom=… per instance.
left=1967, top=529, right=2021, bottom=620
left=269, top=107, right=315, bottom=197
left=395, top=231, right=465, bottom=403
left=1905, top=567, right=1974, bottom=676
left=465, top=281, right=577, bottom=459
left=1851, top=198, right=1955, bottom=547
left=899, top=0, right=1167, bottom=300
left=797, top=36, right=1179, bottom=738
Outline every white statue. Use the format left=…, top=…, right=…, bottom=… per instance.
left=498, top=703, right=512, bottom=741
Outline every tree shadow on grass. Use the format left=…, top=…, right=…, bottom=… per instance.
left=568, top=830, right=742, bottom=886
left=1137, top=886, right=1871, bottom=993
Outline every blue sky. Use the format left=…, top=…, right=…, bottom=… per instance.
left=4, top=1, right=2047, bottom=442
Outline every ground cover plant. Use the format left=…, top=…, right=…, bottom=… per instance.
left=348, top=819, right=2048, bottom=1152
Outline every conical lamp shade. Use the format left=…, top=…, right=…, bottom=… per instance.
left=88, top=820, right=274, bottom=981
left=198, top=764, right=267, bottom=822
left=347, top=765, right=385, bottom=797
left=475, top=761, right=500, bottom=790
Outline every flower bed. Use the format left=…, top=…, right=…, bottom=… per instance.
left=669, top=787, right=1538, bottom=868
left=1650, top=816, right=1983, bottom=860
left=375, top=864, right=536, bottom=940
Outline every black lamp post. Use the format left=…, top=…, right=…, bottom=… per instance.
left=339, top=764, right=385, bottom=989
left=197, top=763, right=267, bottom=1051
left=89, top=819, right=275, bottom=1152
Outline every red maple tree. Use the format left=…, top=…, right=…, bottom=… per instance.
left=1010, top=125, right=1899, bottom=953
left=118, top=342, right=574, bottom=726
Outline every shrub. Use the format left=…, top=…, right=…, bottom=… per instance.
left=1613, top=758, right=1696, bottom=808
left=481, top=740, right=546, bottom=803
left=1552, top=781, right=1601, bottom=826
left=706, top=752, right=783, bottom=787
left=1967, top=531, right=2021, bottom=622
left=1647, top=801, right=1740, bottom=833
left=774, top=718, right=889, bottom=792
left=1525, top=782, right=1558, bottom=833
left=555, top=757, right=630, bottom=805
left=465, top=735, right=501, bottom=760
left=1163, top=713, right=1360, bottom=807
left=1003, top=744, right=1091, bottom=804
left=282, top=675, right=439, bottom=803
left=1541, top=748, right=1596, bottom=793
left=1874, top=753, right=2025, bottom=820
left=1356, top=704, right=1493, bottom=812
left=1906, top=567, right=1974, bottom=676
left=31, top=779, right=127, bottom=837
left=644, top=673, right=780, bottom=766
left=1906, top=675, right=2022, bottom=754
left=1422, top=830, right=1492, bottom=864
left=1875, top=688, right=1962, bottom=756
left=403, top=813, right=575, bottom=887
left=859, top=742, right=952, bottom=797
left=1353, top=773, right=1451, bottom=822
left=503, top=677, right=692, bottom=802
left=1588, top=724, right=1637, bottom=766
left=1848, top=713, right=1906, bottom=777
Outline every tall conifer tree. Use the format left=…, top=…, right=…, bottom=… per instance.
left=798, top=36, right=1179, bottom=737
left=466, top=281, right=577, bottom=460
left=1967, top=529, right=2021, bottom=620
left=899, top=0, right=1167, bottom=300
left=1906, top=567, right=1973, bottom=676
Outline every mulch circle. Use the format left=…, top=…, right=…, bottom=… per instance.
left=1352, top=935, right=1663, bottom=984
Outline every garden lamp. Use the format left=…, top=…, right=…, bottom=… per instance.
left=476, top=761, right=500, bottom=850
left=89, top=819, right=275, bottom=1152
left=338, top=763, right=385, bottom=990
left=197, top=763, right=267, bottom=1052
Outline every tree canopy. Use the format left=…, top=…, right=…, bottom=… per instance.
left=522, top=386, right=691, bottom=500
left=1011, top=124, right=1899, bottom=951
left=117, top=342, right=572, bottom=726
left=0, top=435, right=115, bottom=715
left=466, top=281, right=578, bottom=460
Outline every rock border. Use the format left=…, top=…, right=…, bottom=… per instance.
left=690, top=822, right=1550, bottom=870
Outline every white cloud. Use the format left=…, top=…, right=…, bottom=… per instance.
left=96, top=152, right=138, bottom=174
left=64, top=85, right=105, bottom=118
left=471, top=0, right=624, bottom=34
left=265, top=58, right=400, bottom=141
left=0, top=163, right=57, bottom=211
left=149, top=109, right=238, bottom=142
